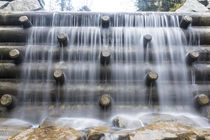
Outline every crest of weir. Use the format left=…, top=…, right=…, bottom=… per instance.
left=0, top=12, right=209, bottom=127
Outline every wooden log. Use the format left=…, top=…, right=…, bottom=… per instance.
left=180, top=16, right=192, bottom=29
left=0, top=63, right=209, bottom=82
left=100, top=50, right=111, bottom=65
left=53, top=69, right=65, bottom=85
left=194, top=94, right=209, bottom=107
left=18, top=16, right=32, bottom=28
left=0, top=12, right=210, bottom=26
left=99, top=94, right=111, bottom=109
left=186, top=51, right=200, bottom=65
left=57, top=33, right=68, bottom=47
left=145, top=71, right=158, bottom=87
left=143, top=34, right=152, bottom=48
left=0, top=27, right=210, bottom=45
left=101, top=16, right=110, bottom=28
left=0, top=94, right=16, bottom=110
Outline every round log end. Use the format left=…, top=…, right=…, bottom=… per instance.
left=99, top=94, right=111, bottom=109
left=100, top=50, right=111, bottom=65
left=0, top=94, right=13, bottom=107
left=195, top=94, right=209, bottom=106
left=180, top=16, right=192, bottom=29
left=145, top=71, right=158, bottom=87
left=186, top=51, right=200, bottom=65
left=53, top=69, right=65, bottom=84
left=101, top=16, right=110, bottom=28
left=9, top=49, right=20, bottom=59
left=143, top=34, right=152, bottom=48
left=57, top=33, right=68, bottom=47
left=18, top=16, right=32, bottom=28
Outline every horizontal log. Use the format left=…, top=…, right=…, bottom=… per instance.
left=0, top=12, right=210, bottom=26
left=0, top=63, right=209, bottom=82
left=1, top=45, right=210, bottom=62
left=0, top=27, right=209, bottom=45
left=0, top=81, right=209, bottom=103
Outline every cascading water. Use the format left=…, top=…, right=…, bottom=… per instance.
left=6, top=13, right=209, bottom=133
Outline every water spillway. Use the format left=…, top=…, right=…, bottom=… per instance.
left=0, top=12, right=210, bottom=139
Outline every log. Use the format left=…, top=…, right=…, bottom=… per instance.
left=186, top=51, right=200, bottom=65
left=145, top=71, right=158, bottom=87
left=0, top=12, right=210, bottom=26
left=194, top=94, right=209, bottom=107
left=0, top=45, right=210, bottom=62
left=53, top=69, right=65, bottom=85
left=0, top=81, right=209, bottom=103
left=0, top=94, right=16, bottom=110
left=180, top=16, right=192, bottom=29
left=8, top=49, right=22, bottom=64
left=18, top=16, right=32, bottom=28
left=101, top=16, right=110, bottom=28
left=0, top=27, right=210, bottom=45
left=143, top=34, right=152, bottom=48
left=0, top=63, right=209, bottom=82
left=100, top=50, right=111, bottom=65
left=99, top=94, right=111, bottom=109
left=57, top=33, right=68, bottom=47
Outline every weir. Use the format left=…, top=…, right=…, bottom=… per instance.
left=0, top=12, right=210, bottom=139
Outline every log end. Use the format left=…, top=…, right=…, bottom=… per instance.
left=100, top=50, right=111, bottom=65
left=18, top=16, right=32, bottom=28
left=53, top=69, right=65, bottom=85
left=0, top=94, right=14, bottom=109
left=57, top=33, right=68, bottom=47
left=99, top=94, right=111, bottom=109
left=9, top=49, right=20, bottom=59
left=186, top=51, right=200, bottom=65
left=143, top=34, right=152, bottom=48
left=101, top=16, right=110, bottom=28
left=145, top=71, right=158, bottom=87
left=180, top=16, right=192, bottom=29
left=194, top=94, right=209, bottom=106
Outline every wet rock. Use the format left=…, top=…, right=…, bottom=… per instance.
left=198, top=0, right=209, bottom=6
left=176, top=0, right=208, bottom=12
left=139, top=113, right=199, bottom=127
left=112, top=116, right=143, bottom=129
left=8, top=126, right=84, bottom=140
left=87, top=126, right=111, bottom=140
left=0, top=1, right=9, bottom=9
left=0, top=0, right=42, bottom=12
left=125, top=122, right=210, bottom=140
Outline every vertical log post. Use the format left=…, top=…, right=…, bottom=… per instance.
left=186, top=51, right=200, bottom=65
left=100, top=50, right=111, bottom=65
left=18, top=16, right=32, bottom=28
left=101, top=16, right=110, bottom=28
left=145, top=71, right=158, bottom=87
left=143, top=34, right=152, bottom=48
left=53, top=69, right=65, bottom=85
left=57, top=33, right=68, bottom=47
left=0, top=94, right=16, bottom=110
left=99, top=94, right=112, bottom=109
left=9, top=49, right=22, bottom=64
left=180, top=16, right=192, bottom=29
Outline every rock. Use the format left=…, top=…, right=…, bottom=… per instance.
left=139, top=113, right=199, bottom=127
left=176, top=0, right=208, bottom=12
left=87, top=126, right=111, bottom=140
left=0, top=119, right=32, bottom=140
left=8, top=126, right=84, bottom=140
left=0, top=0, right=42, bottom=12
left=112, top=116, right=143, bottom=129
left=125, top=122, right=210, bottom=140
left=0, top=1, right=9, bottom=9
left=198, top=0, right=209, bottom=6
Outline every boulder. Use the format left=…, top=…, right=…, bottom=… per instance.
left=176, top=0, right=208, bottom=12
left=87, top=126, right=111, bottom=140
left=0, top=0, right=42, bottom=12
left=8, top=126, right=84, bottom=140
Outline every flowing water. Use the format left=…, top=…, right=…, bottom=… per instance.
left=6, top=13, right=209, bottom=131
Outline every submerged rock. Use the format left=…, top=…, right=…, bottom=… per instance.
left=8, top=126, right=84, bottom=140
left=112, top=116, right=143, bottom=129
left=0, top=0, right=42, bottom=12
left=176, top=0, right=208, bottom=12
